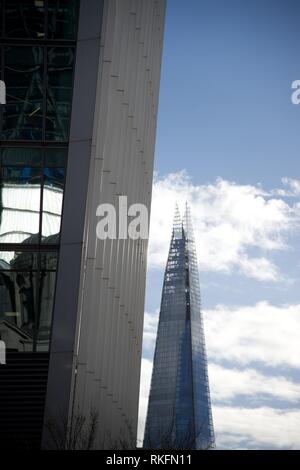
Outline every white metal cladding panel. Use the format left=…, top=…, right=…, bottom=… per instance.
left=70, top=0, right=166, bottom=448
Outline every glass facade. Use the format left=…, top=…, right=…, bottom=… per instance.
left=144, top=207, right=215, bottom=450
left=0, top=250, right=58, bottom=351
left=0, top=0, right=79, bottom=353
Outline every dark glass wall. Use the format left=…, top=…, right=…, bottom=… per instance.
left=0, top=0, right=78, bottom=354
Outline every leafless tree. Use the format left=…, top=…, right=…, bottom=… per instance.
left=44, top=409, right=99, bottom=450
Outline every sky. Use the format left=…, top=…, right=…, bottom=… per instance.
left=138, top=0, right=300, bottom=450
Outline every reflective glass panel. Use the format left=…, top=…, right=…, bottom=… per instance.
left=37, top=252, right=57, bottom=351
left=2, top=46, right=44, bottom=140
left=42, top=167, right=65, bottom=242
left=5, top=0, right=45, bottom=39
left=48, top=0, right=78, bottom=40
left=1, top=147, right=42, bottom=167
left=40, top=251, right=58, bottom=270
left=46, top=47, right=75, bottom=141
left=0, top=0, right=77, bottom=359
left=0, top=166, right=41, bottom=245
left=0, top=251, right=38, bottom=352
left=0, top=1, right=3, bottom=38
left=0, top=251, right=57, bottom=352
left=45, top=148, right=67, bottom=167
left=0, top=270, right=36, bottom=351
left=36, top=269, right=56, bottom=351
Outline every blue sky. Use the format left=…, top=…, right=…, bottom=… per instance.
left=155, top=0, right=300, bottom=188
left=138, top=0, right=300, bottom=449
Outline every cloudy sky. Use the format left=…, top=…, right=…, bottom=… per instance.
left=138, top=0, right=300, bottom=450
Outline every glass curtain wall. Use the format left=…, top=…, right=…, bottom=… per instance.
left=144, top=207, right=215, bottom=450
left=0, top=0, right=79, bottom=352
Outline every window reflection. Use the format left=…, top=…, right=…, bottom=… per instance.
left=0, top=148, right=66, bottom=245
left=46, top=47, right=75, bottom=141
left=1, top=45, right=75, bottom=142
left=1, top=0, right=79, bottom=41
left=0, top=1, right=3, bottom=38
left=0, top=251, right=57, bottom=352
left=45, top=147, right=66, bottom=167
left=48, top=0, right=78, bottom=40
left=3, top=46, right=44, bottom=140
left=5, top=0, right=45, bottom=39
left=1, top=147, right=42, bottom=167
left=0, top=166, right=41, bottom=245
left=42, top=167, right=64, bottom=242
left=0, top=0, right=78, bottom=359
left=36, top=252, right=57, bottom=351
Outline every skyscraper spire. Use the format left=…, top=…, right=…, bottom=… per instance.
left=183, top=202, right=192, bottom=238
left=172, top=203, right=183, bottom=239
left=144, top=205, right=215, bottom=450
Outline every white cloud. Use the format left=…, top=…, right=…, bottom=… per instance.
left=238, top=256, right=279, bottom=281
left=142, top=311, right=159, bottom=355
left=209, top=364, right=300, bottom=403
left=281, top=178, right=300, bottom=196
left=138, top=358, right=300, bottom=449
left=149, top=172, right=300, bottom=281
left=138, top=359, right=300, bottom=449
left=214, top=406, right=300, bottom=449
left=295, top=202, right=300, bottom=217
left=137, top=358, right=153, bottom=446
left=204, top=301, right=300, bottom=369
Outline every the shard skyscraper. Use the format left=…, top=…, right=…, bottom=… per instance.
left=144, top=205, right=215, bottom=450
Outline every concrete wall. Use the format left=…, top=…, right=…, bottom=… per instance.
left=43, top=0, right=166, bottom=449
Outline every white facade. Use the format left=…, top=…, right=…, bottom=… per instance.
left=43, top=0, right=166, bottom=449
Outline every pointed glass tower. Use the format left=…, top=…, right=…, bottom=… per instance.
left=143, top=205, right=215, bottom=450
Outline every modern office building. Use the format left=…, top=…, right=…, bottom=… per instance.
left=144, top=206, right=215, bottom=450
left=0, top=0, right=166, bottom=449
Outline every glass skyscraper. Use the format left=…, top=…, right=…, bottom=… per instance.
left=0, top=0, right=166, bottom=449
left=144, top=206, right=215, bottom=450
